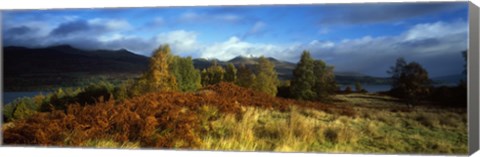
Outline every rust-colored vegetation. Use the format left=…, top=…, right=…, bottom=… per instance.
left=2, top=82, right=355, bottom=148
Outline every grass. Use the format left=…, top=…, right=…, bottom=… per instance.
left=197, top=93, right=467, bottom=154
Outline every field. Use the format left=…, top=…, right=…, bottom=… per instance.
left=2, top=83, right=467, bottom=154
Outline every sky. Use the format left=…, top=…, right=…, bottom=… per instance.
left=1, top=2, right=468, bottom=77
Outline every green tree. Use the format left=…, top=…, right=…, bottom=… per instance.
left=354, top=82, right=365, bottom=93
left=290, top=50, right=316, bottom=100
left=224, top=63, right=237, bottom=83
left=253, top=56, right=279, bottom=96
left=388, top=58, right=431, bottom=107
left=313, top=59, right=336, bottom=99
left=170, top=56, right=202, bottom=92
left=201, top=61, right=225, bottom=86
left=235, top=63, right=256, bottom=88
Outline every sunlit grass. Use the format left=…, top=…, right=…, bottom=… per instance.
left=197, top=93, right=467, bottom=154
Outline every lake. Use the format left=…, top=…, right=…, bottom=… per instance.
left=338, top=84, right=391, bottom=93
left=3, top=91, right=49, bottom=105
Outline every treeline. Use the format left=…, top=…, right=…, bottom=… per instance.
left=385, top=50, right=467, bottom=108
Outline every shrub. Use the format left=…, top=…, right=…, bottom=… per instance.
left=76, top=81, right=114, bottom=105
left=323, top=127, right=338, bottom=143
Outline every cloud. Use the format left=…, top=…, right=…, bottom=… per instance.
left=242, top=21, right=267, bottom=39
left=49, top=18, right=131, bottom=37
left=50, top=20, right=91, bottom=36
left=307, top=20, right=468, bottom=77
left=5, top=26, right=34, bottom=36
left=318, top=2, right=466, bottom=25
left=88, top=18, right=132, bottom=31
left=177, top=11, right=244, bottom=24
left=155, top=30, right=201, bottom=56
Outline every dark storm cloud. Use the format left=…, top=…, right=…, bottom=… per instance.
left=318, top=2, right=466, bottom=25
left=5, top=26, right=34, bottom=36
left=50, top=20, right=91, bottom=36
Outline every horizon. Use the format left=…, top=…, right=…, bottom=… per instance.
left=2, top=2, right=468, bottom=77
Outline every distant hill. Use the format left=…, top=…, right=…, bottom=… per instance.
left=4, top=45, right=149, bottom=91
left=4, top=45, right=149, bottom=76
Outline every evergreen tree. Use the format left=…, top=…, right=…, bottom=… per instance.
left=224, top=63, right=237, bottom=83
left=170, top=56, right=202, bottom=92
left=235, top=63, right=256, bottom=88
left=253, top=56, right=279, bottom=96
left=290, top=50, right=316, bottom=100
left=312, top=59, right=336, bottom=99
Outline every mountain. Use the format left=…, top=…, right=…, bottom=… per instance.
left=4, top=45, right=149, bottom=91
left=4, top=45, right=149, bottom=76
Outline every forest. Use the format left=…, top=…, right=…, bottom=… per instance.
left=2, top=44, right=468, bottom=154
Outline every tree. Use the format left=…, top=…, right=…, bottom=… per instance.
left=312, top=59, right=336, bottom=99
left=224, top=63, right=237, bottom=83
left=201, top=61, right=225, bottom=86
left=354, top=82, right=366, bottom=93
left=235, top=63, right=256, bottom=88
left=290, top=50, right=316, bottom=100
left=253, top=56, right=279, bottom=96
left=170, top=56, right=202, bottom=92
left=388, top=58, right=431, bottom=107
left=140, top=44, right=178, bottom=92
left=387, top=57, right=407, bottom=90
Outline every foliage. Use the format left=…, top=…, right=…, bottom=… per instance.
left=142, top=44, right=178, bottom=92
left=388, top=58, right=431, bottom=106
left=313, top=60, right=336, bottom=99
left=344, top=86, right=352, bottom=93
left=224, top=63, right=237, bottom=83
left=235, top=64, right=256, bottom=89
left=252, top=56, right=279, bottom=96
left=170, top=56, right=202, bottom=92
left=201, top=61, right=226, bottom=86
left=290, top=51, right=336, bottom=100
left=76, top=81, right=115, bottom=105
left=39, top=88, right=82, bottom=112
left=290, top=51, right=316, bottom=100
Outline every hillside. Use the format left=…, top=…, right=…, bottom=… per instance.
left=3, top=45, right=149, bottom=91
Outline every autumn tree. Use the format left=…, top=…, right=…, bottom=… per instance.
left=312, top=59, right=336, bottom=99
left=235, top=63, right=256, bottom=88
left=290, top=50, right=316, bottom=100
left=388, top=58, right=431, bottom=107
left=201, top=61, right=225, bottom=86
left=224, top=63, right=237, bottom=83
left=170, top=56, right=202, bottom=92
left=253, top=56, right=279, bottom=96
left=136, top=44, right=178, bottom=93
